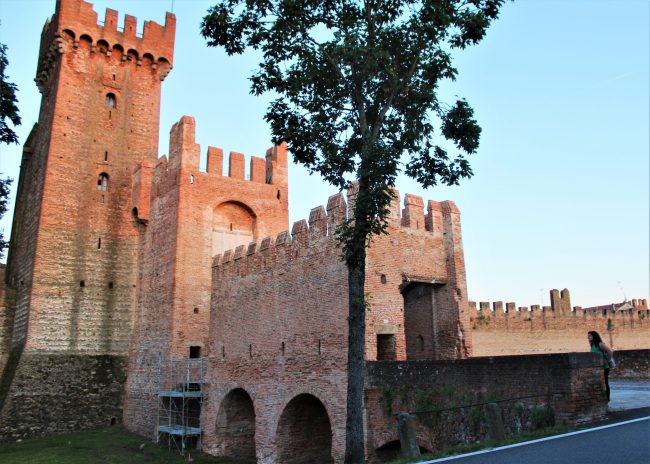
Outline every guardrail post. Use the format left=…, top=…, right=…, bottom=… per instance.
left=485, top=402, right=505, bottom=441
left=397, top=413, right=421, bottom=458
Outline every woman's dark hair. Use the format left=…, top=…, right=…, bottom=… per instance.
left=588, top=331, right=603, bottom=346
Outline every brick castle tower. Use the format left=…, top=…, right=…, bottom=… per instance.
left=123, top=116, right=289, bottom=437
left=0, top=0, right=175, bottom=438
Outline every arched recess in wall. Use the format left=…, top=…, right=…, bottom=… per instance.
left=105, top=92, right=116, bottom=109
left=126, top=48, right=138, bottom=63
left=156, top=57, right=172, bottom=80
left=214, top=389, right=256, bottom=460
left=374, top=440, right=432, bottom=463
left=212, top=201, right=256, bottom=257
left=111, top=43, right=124, bottom=61
left=97, top=173, right=109, bottom=192
left=142, top=53, right=154, bottom=67
left=78, top=34, right=93, bottom=51
left=96, top=39, right=110, bottom=55
left=276, top=394, right=333, bottom=464
left=62, top=29, right=75, bottom=41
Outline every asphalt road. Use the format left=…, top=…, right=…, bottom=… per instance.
left=422, top=417, right=650, bottom=464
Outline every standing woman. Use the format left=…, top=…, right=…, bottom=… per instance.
left=588, top=331, right=614, bottom=402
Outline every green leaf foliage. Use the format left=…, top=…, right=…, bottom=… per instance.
left=0, top=177, right=11, bottom=259
left=201, top=2, right=505, bottom=462
left=202, top=0, right=503, bottom=255
left=0, top=42, right=21, bottom=145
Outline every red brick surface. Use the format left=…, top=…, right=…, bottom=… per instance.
left=1, top=0, right=645, bottom=454
left=123, top=116, right=289, bottom=437
left=202, top=189, right=471, bottom=461
left=8, top=0, right=175, bottom=355
left=1, top=0, right=174, bottom=439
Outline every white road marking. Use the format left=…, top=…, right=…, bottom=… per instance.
left=418, top=416, right=650, bottom=463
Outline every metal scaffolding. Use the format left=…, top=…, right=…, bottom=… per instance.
left=157, top=357, right=207, bottom=455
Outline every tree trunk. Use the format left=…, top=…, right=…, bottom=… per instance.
left=344, top=235, right=367, bottom=463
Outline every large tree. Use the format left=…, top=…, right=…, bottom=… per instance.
left=202, top=1, right=504, bottom=461
left=0, top=40, right=21, bottom=259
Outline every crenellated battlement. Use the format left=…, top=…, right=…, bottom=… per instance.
left=212, top=188, right=460, bottom=270
left=166, top=115, right=288, bottom=183
left=469, top=292, right=649, bottom=321
left=36, top=0, right=175, bottom=92
left=132, top=115, right=290, bottom=213
left=469, top=292, right=650, bottom=356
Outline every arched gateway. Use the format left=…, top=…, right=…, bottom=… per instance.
left=276, top=394, right=333, bottom=464
left=215, top=389, right=256, bottom=460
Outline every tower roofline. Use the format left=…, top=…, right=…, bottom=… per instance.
left=41, top=0, right=175, bottom=67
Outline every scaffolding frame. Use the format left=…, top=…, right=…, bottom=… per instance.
left=157, top=357, right=207, bottom=455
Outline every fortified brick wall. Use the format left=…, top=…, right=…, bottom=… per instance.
left=365, top=194, right=471, bottom=361
left=0, top=266, right=15, bottom=369
left=469, top=291, right=650, bottom=356
left=202, top=188, right=470, bottom=462
left=123, top=115, right=289, bottom=438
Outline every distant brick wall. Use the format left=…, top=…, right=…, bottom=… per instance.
left=364, top=352, right=607, bottom=461
left=469, top=297, right=650, bottom=357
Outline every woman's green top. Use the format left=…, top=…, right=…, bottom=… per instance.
left=591, top=344, right=610, bottom=369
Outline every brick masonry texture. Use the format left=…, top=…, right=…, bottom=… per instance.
left=0, top=0, right=646, bottom=457
left=201, top=188, right=512, bottom=463
left=0, top=354, right=126, bottom=440
left=365, top=353, right=607, bottom=460
left=123, top=115, right=288, bottom=438
left=0, top=0, right=174, bottom=440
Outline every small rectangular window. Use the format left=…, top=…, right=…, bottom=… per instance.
left=189, top=346, right=201, bottom=358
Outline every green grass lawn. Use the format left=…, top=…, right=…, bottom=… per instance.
left=0, top=426, right=250, bottom=464
left=0, top=423, right=575, bottom=464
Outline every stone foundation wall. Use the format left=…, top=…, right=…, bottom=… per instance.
left=364, top=352, right=607, bottom=461
left=0, top=353, right=126, bottom=441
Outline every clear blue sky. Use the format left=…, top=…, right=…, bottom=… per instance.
left=0, top=0, right=648, bottom=308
